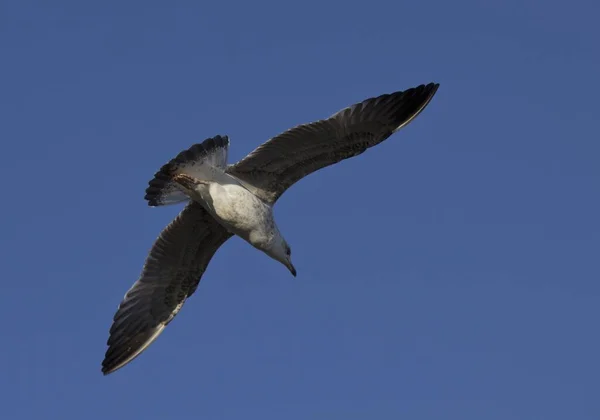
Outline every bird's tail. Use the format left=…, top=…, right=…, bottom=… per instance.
left=144, top=135, right=230, bottom=206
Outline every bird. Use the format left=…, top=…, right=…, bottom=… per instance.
left=102, top=82, right=440, bottom=375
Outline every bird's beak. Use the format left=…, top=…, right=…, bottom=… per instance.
left=286, top=261, right=297, bottom=277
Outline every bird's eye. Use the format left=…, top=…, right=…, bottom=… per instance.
left=286, top=247, right=291, bottom=256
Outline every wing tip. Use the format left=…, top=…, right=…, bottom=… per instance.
left=391, top=82, right=440, bottom=133
left=101, top=364, right=115, bottom=376
left=412, top=82, right=440, bottom=103
left=101, top=325, right=167, bottom=376
left=101, top=355, right=123, bottom=376
left=423, top=82, right=440, bottom=99
left=100, top=357, right=130, bottom=376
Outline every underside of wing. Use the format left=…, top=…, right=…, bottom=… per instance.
left=102, top=202, right=232, bottom=375
left=227, top=83, right=439, bottom=203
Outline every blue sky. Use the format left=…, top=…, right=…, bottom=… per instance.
left=1, top=0, right=599, bottom=418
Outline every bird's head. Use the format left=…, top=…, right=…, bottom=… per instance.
left=272, top=238, right=296, bottom=277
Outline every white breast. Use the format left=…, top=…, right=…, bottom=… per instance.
left=200, top=176, right=272, bottom=238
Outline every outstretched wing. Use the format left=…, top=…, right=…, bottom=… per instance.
left=227, top=83, right=439, bottom=204
left=102, top=202, right=232, bottom=375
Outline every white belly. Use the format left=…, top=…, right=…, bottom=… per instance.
left=194, top=177, right=272, bottom=238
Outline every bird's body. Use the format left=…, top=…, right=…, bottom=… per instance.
left=174, top=169, right=285, bottom=261
left=183, top=172, right=270, bottom=239
left=102, top=82, right=440, bottom=375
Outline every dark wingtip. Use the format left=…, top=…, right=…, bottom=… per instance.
left=100, top=347, right=130, bottom=376
left=101, top=364, right=119, bottom=376
left=414, top=82, right=440, bottom=98
left=411, top=82, right=440, bottom=98
left=425, top=82, right=440, bottom=96
left=101, top=359, right=114, bottom=376
left=390, top=82, right=440, bottom=132
left=421, top=82, right=441, bottom=105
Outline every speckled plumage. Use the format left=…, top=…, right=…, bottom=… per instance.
left=178, top=171, right=281, bottom=252
left=102, top=83, right=440, bottom=375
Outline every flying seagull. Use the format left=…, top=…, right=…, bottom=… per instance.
left=102, top=82, right=440, bottom=375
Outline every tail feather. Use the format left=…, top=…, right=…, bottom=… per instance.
left=144, top=135, right=230, bottom=206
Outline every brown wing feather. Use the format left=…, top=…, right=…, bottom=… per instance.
left=228, top=83, right=439, bottom=203
left=102, top=202, right=232, bottom=375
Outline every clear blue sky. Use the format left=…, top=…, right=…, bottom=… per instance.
left=1, top=1, right=599, bottom=418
